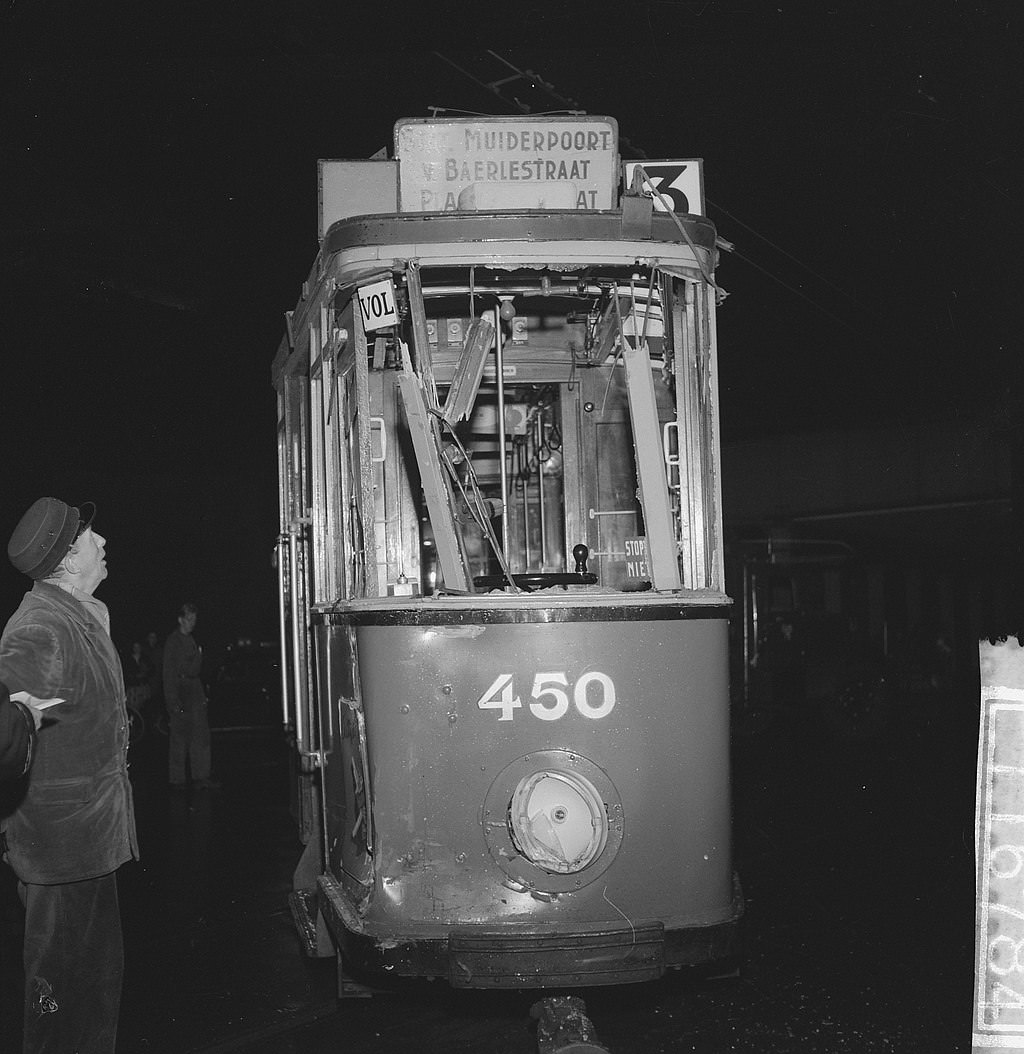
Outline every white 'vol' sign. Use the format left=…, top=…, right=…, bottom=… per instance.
left=357, top=279, right=398, bottom=331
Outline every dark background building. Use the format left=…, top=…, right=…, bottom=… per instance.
left=3, top=5, right=1019, bottom=661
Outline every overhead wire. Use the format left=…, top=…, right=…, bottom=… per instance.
left=432, top=51, right=872, bottom=336
left=725, top=247, right=861, bottom=335
left=704, top=195, right=873, bottom=315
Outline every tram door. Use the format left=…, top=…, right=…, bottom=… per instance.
left=462, top=370, right=657, bottom=591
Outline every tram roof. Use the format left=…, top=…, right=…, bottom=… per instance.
left=273, top=207, right=720, bottom=380
left=318, top=209, right=718, bottom=288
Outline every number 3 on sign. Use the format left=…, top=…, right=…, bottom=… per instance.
left=476, top=671, right=617, bottom=723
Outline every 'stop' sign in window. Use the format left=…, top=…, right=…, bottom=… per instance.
left=394, top=117, right=619, bottom=214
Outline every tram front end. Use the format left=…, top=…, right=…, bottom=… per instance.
left=274, top=115, right=741, bottom=988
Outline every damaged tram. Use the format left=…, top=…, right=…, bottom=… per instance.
left=274, top=115, right=741, bottom=988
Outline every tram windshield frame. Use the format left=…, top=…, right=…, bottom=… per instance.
left=297, top=259, right=723, bottom=603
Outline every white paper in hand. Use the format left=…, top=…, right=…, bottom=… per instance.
left=9, top=691, right=65, bottom=710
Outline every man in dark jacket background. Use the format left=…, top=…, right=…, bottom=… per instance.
left=164, top=601, right=218, bottom=790
left=0, top=496, right=138, bottom=1054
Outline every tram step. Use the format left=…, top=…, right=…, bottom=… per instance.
left=288, top=888, right=322, bottom=958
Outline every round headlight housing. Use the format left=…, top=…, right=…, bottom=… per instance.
left=508, top=770, right=608, bottom=873
left=482, top=750, right=624, bottom=893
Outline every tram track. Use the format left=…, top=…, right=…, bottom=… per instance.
left=186, top=999, right=339, bottom=1054
left=187, top=994, right=615, bottom=1054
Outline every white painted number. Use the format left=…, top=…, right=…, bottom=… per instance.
left=476, top=673, right=522, bottom=722
left=529, top=673, right=570, bottom=721
left=574, top=671, right=617, bottom=719
left=477, top=671, right=617, bottom=723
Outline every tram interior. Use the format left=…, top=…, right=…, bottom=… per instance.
left=395, top=265, right=688, bottom=594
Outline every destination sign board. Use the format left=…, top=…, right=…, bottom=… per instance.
left=394, top=116, right=619, bottom=213
left=975, top=638, right=1024, bottom=1052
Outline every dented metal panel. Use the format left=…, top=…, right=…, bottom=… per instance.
left=318, top=611, right=732, bottom=929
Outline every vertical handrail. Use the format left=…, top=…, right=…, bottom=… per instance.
left=742, top=560, right=752, bottom=700
left=276, top=535, right=290, bottom=728
left=289, top=528, right=307, bottom=753
left=536, top=411, right=547, bottom=570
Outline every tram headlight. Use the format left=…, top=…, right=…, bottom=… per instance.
left=483, top=751, right=623, bottom=892
left=508, top=770, right=608, bottom=874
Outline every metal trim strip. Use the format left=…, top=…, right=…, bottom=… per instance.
left=314, top=603, right=731, bottom=626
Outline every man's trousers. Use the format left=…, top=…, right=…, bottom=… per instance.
left=19, top=871, right=123, bottom=1054
left=168, top=700, right=211, bottom=783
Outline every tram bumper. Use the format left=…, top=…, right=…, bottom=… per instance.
left=314, top=872, right=743, bottom=988
left=449, top=924, right=668, bottom=987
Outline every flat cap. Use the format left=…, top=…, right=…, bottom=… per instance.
left=8, top=497, right=96, bottom=579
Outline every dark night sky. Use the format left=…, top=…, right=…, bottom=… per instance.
left=1, top=1, right=1020, bottom=655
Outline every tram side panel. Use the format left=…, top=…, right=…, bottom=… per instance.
left=313, top=621, right=373, bottom=895
left=317, top=610, right=733, bottom=938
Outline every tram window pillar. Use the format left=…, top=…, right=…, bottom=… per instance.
left=312, top=303, right=359, bottom=602
left=367, top=366, right=423, bottom=595
left=666, top=275, right=723, bottom=592
left=310, top=323, right=332, bottom=604
left=329, top=301, right=360, bottom=600
left=560, top=387, right=586, bottom=575
left=619, top=314, right=681, bottom=591
left=321, top=317, right=351, bottom=602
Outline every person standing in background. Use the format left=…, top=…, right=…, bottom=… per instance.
left=142, top=630, right=163, bottom=714
left=123, top=641, right=152, bottom=717
left=163, top=603, right=218, bottom=790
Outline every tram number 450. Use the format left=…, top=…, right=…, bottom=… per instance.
left=476, top=671, right=616, bottom=722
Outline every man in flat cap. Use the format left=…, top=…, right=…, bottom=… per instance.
left=1, top=496, right=137, bottom=1054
